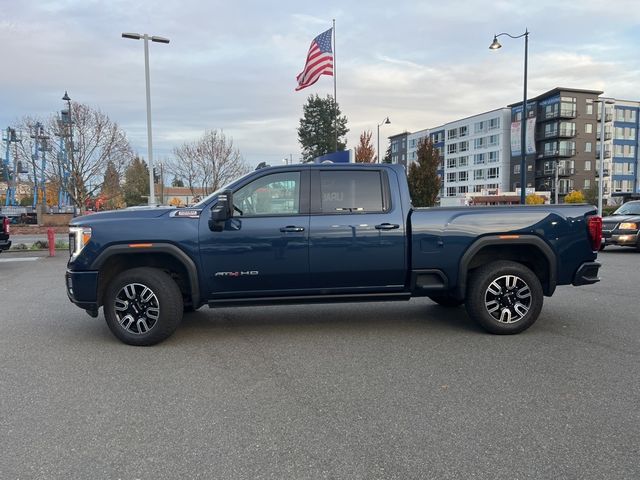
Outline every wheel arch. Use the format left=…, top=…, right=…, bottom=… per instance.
left=91, top=243, right=200, bottom=308
left=457, top=235, right=557, bottom=299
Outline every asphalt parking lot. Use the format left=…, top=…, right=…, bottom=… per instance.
left=1, top=248, right=639, bottom=479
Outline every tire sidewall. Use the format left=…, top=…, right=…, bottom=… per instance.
left=466, top=261, right=543, bottom=334
left=104, top=267, right=183, bottom=346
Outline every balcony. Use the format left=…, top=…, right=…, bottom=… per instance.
left=596, top=113, right=613, bottom=122
left=558, top=128, right=576, bottom=138
left=596, top=131, right=613, bottom=141
left=595, top=169, right=610, bottom=177
left=596, top=150, right=612, bottom=159
left=538, top=128, right=576, bottom=140
left=539, top=148, right=576, bottom=159
left=557, top=167, right=574, bottom=176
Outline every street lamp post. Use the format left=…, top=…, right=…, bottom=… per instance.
left=490, top=29, right=529, bottom=204
left=377, top=117, right=391, bottom=163
left=122, top=32, right=170, bottom=206
left=62, top=91, right=78, bottom=212
left=595, top=98, right=615, bottom=216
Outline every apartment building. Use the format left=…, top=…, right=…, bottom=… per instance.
left=382, top=87, right=640, bottom=204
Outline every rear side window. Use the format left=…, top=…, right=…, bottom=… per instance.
left=319, top=171, right=386, bottom=213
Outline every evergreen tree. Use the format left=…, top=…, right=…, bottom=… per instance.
left=100, top=160, right=124, bottom=209
left=123, top=157, right=150, bottom=206
left=298, top=94, right=348, bottom=162
left=407, top=138, right=441, bottom=207
left=382, top=144, right=392, bottom=164
left=171, top=176, right=184, bottom=187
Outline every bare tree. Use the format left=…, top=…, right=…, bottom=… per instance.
left=169, top=130, right=249, bottom=196
left=44, top=103, right=134, bottom=211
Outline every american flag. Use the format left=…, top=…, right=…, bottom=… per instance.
left=295, top=28, right=333, bottom=91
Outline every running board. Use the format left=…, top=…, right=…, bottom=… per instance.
left=208, top=292, right=412, bottom=308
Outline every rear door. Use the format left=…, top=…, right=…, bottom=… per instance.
left=308, top=168, right=406, bottom=292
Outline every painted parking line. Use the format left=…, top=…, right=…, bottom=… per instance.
left=0, top=257, right=41, bottom=262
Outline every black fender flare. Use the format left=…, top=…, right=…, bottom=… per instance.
left=91, top=243, right=200, bottom=306
left=456, top=235, right=557, bottom=299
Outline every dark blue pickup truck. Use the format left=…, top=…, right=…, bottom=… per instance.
left=66, top=164, right=602, bottom=345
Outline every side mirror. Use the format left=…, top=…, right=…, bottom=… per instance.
left=209, top=190, right=233, bottom=232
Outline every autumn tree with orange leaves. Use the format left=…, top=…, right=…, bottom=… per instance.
left=354, top=130, right=376, bottom=163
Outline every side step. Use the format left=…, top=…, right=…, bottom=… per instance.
left=208, top=292, right=411, bottom=308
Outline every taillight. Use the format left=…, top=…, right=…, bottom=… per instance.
left=2, top=217, right=9, bottom=234
left=587, top=215, right=602, bottom=252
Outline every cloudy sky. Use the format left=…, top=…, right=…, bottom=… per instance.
left=1, top=0, right=639, bottom=167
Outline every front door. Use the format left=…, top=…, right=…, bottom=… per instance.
left=199, top=170, right=310, bottom=298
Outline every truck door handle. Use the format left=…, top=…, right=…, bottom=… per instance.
left=280, top=226, right=305, bottom=233
left=375, top=223, right=400, bottom=230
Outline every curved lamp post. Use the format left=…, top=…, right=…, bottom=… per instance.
left=377, top=117, right=391, bottom=163
left=490, top=29, right=529, bottom=204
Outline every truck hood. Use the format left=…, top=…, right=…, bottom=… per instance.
left=70, top=207, right=174, bottom=225
left=603, top=214, right=640, bottom=223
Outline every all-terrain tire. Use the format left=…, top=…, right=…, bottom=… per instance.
left=104, top=267, right=183, bottom=346
left=465, top=260, right=543, bottom=335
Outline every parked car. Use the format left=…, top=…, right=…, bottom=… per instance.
left=601, top=200, right=640, bottom=251
left=0, top=214, right=11, bottom=253
left=65, top=163, right=602, bottom=346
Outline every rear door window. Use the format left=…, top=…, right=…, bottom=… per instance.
left=319, top=171, right=386, bottom=213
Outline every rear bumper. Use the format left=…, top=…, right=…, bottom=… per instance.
left=573, top=261, right=601, bottom=286
left=65, top=269, right=99, bottom=311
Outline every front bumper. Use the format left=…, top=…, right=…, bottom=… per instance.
left=65, top=269, right=99, bottom=311
left=572, top=261, right=601, bottom=286
left=602, top=230, right=639, bottom=247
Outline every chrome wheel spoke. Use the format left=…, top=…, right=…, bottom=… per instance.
left=114, top=282, right=160, bottom=335
left=484, top=274, right=532, bottom=324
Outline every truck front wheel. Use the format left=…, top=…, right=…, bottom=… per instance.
left=465, top=261, right=543, bottom=334
left=104, top=267, right=184, bottom=346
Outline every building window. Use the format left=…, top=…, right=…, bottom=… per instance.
left=474, top=185, right=483, bottom=193
left=488, top=167, right=499, bottom=179
left=458, top=156, right=468, bottom=167
left=513, top=164, right=520, bottom=174
left=474, top=121, right=486, bottom=133
left=447, top=187, right=456, bottom=196
left=474, top=169, right=485, bottom=180
left=586, top=99, right=594, bottom=115
left=447, top=158, right=457, bottom=169
left=474, top=137, right=486, bottom=149
left=488, top=151, right=499, bottom=163
left=448, top=128, right=458, bottom=140
left=488, top=135, right=499, bottom=147
left=447, top=172, right=456, bottom=183
left=448, top=144, right=457, bottom=154
left=459, top=126, right=468, bottom=137
left=474, top=153, right=485, bottom=165
left=488, top=117, right=500, bottom=130
left=585, top=123, right=593, bottom=134
left=459, top=141, right=469, bottom=152
left=585, top=160, right=591, bottom=171
left=458, top=186, right=468, bottom=194
left=585, top=142, right=592, bottom=153
left=459, top=171, right=468, bottom=182
left=584, top=179, right=591, bottom=189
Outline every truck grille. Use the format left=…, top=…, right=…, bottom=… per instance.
left=602, top=221, right=618, bottom=231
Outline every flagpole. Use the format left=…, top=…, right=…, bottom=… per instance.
left=333, top=18, right=337, bottom=152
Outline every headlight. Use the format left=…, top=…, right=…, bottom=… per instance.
left=619, top=222, right=638, bottom=230
left=69, top=226, right=92, bottom=258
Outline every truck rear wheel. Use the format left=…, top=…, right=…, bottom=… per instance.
left=465, top=261, right=543, bottom=334
left=104, top=267, right=183, bottom=346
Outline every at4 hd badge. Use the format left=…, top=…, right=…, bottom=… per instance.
left=214, top=271, right=259, bottom=277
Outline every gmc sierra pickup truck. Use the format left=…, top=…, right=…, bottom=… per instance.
left=65, top=163, right=602, bottom=346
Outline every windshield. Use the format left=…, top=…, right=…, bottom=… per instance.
left=613, top=202, right=640, bottom=216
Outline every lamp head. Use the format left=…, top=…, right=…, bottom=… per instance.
left=62, top=91, right=71, bottom=102
left=384, top=117, right=391, bottom=125
left=489, top=36, right=502, bottom=50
